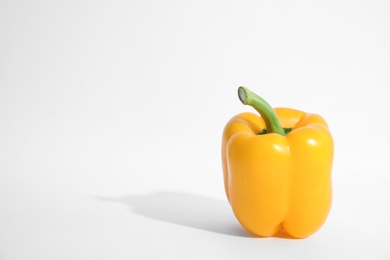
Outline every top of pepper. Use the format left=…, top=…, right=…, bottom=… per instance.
left=238, top=86, right=290, bottom=136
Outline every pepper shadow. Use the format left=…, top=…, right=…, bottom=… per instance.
left=97, top=191, right=255, bottom=237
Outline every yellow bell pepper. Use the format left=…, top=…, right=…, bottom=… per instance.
left=222, top=87, right=334, bottom=238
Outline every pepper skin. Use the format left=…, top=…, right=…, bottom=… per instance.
left=222, top=87, right=334, bottom=238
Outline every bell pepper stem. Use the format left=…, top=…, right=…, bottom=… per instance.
left=238, top=86, right=286, bottom=136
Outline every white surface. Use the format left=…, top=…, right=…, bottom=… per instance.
left=1, top=0, right=390, bottom=259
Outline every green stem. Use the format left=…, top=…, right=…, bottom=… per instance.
left=238, top=86, right=285, bottom=136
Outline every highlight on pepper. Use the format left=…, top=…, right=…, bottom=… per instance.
left=221, top=86, right=334, bottom=238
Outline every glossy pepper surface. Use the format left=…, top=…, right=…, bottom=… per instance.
left=222, top=87, right=334, bottom=238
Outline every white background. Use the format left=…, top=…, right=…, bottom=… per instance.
left=1, top=0, right=390, bottom=259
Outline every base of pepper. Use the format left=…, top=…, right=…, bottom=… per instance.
left=271, top=226, right=298, bottom=239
